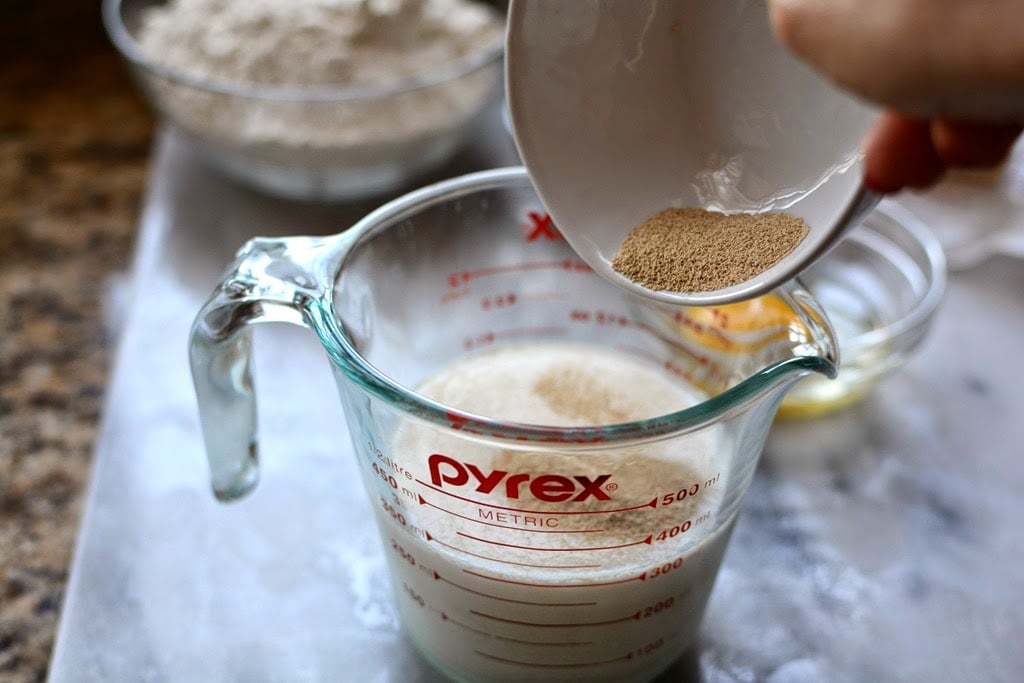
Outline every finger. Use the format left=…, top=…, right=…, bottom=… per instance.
left=862, top=112, right=945, bottom=194
left=930, top=120, right=1022, bottom=168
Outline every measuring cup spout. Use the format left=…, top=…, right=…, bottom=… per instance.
left=643, top=279, right=838, bottom=401
left=749, top=283, right=840, bottom=413
left=189, top=235, right=341, bottom=501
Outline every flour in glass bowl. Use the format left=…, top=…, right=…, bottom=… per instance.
left=128, top=0, right=505, bottom=198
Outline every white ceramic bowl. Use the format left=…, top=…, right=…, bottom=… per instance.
left=507, top=0, right=879, bottom=305
left=104, top=0, right=505, bottom=201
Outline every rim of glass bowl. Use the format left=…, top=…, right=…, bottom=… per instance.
left=102, top=0, right=506, bottom=102
left=304, top=167, right=837, bottom=447
left=841, top=204, right=947, bottom=353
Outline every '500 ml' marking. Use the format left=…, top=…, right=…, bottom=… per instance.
left=659, top=472, right=721, bottom=507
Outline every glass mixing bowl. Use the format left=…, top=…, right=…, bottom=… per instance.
left=103, top=0, right=505, bottom=201
left=778, top=204, right=947, bottom=418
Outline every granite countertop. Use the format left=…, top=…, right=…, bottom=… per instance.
left=0, top=3, right=153, bottom=681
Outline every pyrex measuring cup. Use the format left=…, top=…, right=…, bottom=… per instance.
left=189, top=167, right=837, bottom=682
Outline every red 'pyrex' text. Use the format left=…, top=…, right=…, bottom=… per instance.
left=427, top=453, right=612, bottom=503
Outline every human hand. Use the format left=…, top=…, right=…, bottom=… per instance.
left=766, top=0, right=1024, bottom=193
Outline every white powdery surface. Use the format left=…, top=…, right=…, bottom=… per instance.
left=134, top=0, right=504, bottom=154
left=138, top=0, right=501, bottom=87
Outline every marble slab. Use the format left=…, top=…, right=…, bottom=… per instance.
left=49, top=116, right=1024, bottom=682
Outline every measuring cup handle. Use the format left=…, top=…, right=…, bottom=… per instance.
left=188, top=235, right=338, bottom=501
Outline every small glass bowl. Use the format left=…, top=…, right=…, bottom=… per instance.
left=103, top=0, right=505, bottom=201
left=778, top=204, right=947, bottom=418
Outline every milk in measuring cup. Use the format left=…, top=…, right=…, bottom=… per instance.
left=371, top=342, right=733, bottom=682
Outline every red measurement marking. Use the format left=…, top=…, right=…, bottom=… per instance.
left=439, top=611, right=491, bottom=637
left=440, top=288, right=470, bottom=305
left=434, top=572, right=597, bottom=607
left=447, top=260, right=588, bottom=287
left=525, top=212, right=560, bottom=241
left=568, top=309, right=645, bottom=329
left=493, top=326, right=568, bottom=340
left=481, top=292, right=517, bottom=310
left=473, top=651, right=633, bottom=668
left=457, top=530, right=653, bottom=552
left=463, top=568, right=647, bottom=588
left=672, top=310, right=733, bottom=347
left=463, top=330, right=497, bottom=351
left=415, top=480, right=658, bottom=515
left=469, top=610, right=641, bottom=628
left=443, top=615, right=594, bottom=646
left=493, top=635, right=592, bottom=647
left=419, top=496, right=603, bottom=534
left=427, top=532, right=601, bottom=569
left=444, top=411, right=470, bottom=431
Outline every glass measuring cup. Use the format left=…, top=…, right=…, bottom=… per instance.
left=189, top=167, right=837, bottom=682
